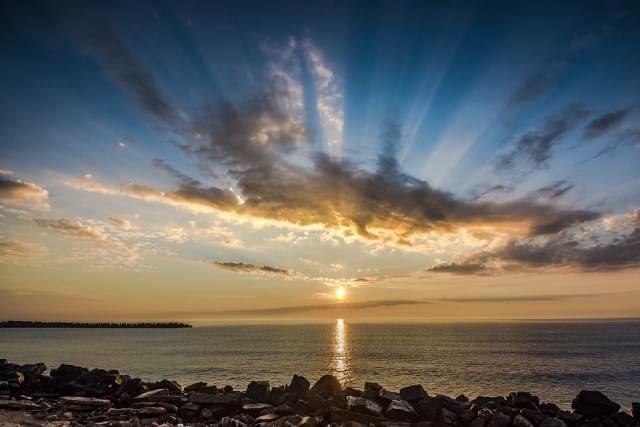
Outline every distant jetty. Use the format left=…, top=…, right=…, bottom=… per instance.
left=0, top=321, right=192, bottom=328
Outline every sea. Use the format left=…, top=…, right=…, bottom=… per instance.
left=1, top=320, right=639, bottom=409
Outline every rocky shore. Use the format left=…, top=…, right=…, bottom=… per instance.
left=1, top=359, right=638, bottom=427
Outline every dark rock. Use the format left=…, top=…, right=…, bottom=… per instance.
left=61, top=396, right=112, bottom=407
left=0, top=399, right=42, bottom=410
left=224, top=385, right=234, bottom=393
left=510, top=392, right=541, bottom=410
left=459, top=409, right=475, bottom=424
left=275, top=402, right=297, bottom=415
left=306, top=393, right=325, bottom=412
left=201, top=407, right=214, bottom=419
left=309, top=375, right=341, bottom=398
left=572, top=391, right=621, bottom=418
left=132, top=401, right=178, bottom=413
left=133, top=388, right=169, bottom=401
left=189, top=392, right=241, bottom=405
left=284, top=415, right=321, bottom=427
left=632, top=403, right=640, bottom=421
left=470, top=417, right=488, bottom=427
left=415, top=397, right=440, bottom=422
left=437, top=395, right=469, bottom=414
left=136, top=406, right=167, bottom=417
left=514, top=414, right=536, bottom=427
left=345, top=387, right=363, bottom=397
left=256, top=412, right=281, bottom=422
left=539, top=418, right=568, bottom=427
left=242, top=402, right=273, bottom=416
left=441, top=407, right=458, bottom=426
left=379, top=388, right=403, bottom=405
left=521, top=408, right=548, bottom=426
left=148, top=379, right=182, bottom=394
left=347, top=396, right=383, bottom=417
left=330, top=407, right=387, bottom=425
left=386, top=399, right=417, bottom=421
left=457, top=395, right=470, bottom=404
left=246, top=381, right=270, bottom=403
left=474, top=396, right=507, bottom=410
left=288, top=374, right=310, bottom=398
left=488, top=412, right=512, bottom=427
left=400, top=385, right=429, bottom=403
left=17, top=363, right=47, bottom=381
left=541, top=403, right=563, bottom=417
left=116, top=377, right=143, bottom=397
left=184, top=381, right=207, bottom=393
left=197, top=385, right=219, bottom=394
left=611, top=412, right=637, bottom=427
left=559, top=411, right=584, bottom=426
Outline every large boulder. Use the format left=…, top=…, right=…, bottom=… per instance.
left=415, top=397, right=440, bottom=421
left=347, top=396, right=383, bottom=417
left=386, top=399, right=417, bottom=421
left=288, top=375, right=310, bottom=398
left=488, top=412, right=512, bottom=427
left=246, top=381, right=270, bottom=403
left=572, top=391, right=620, bottom=417
left=437, top=394, right=469, bottom=414
left=309, top=375, right=341, bottom=398
left=400, top=385, right=428, bottom=403
left=509, top=392, right=540, bottom=410
left=514, top=414, right=535, bottom=427
left=379, top=388, right=403, bottom=405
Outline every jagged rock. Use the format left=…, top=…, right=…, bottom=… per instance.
left=184, top=381, right=207, bottom=393
left=488, top=411, right=512, bottom=427
left=345, top=387, right=363, bottom=397
left=457, top=394, right=470, bottom=403
left=0, top=399, right=42, bottom=410
left=189, top=392, right=241, bottom=405
left=572, top=391, right=621, bottom=417
left=116, top=377, right=143, bottom=397
left=347, top=396, right=383, bottom=417
left=309, top=375, right=341, bottom=398
left=474, top=396, right=507, bottom=410
left=288, top=375, right=310, bottom=398
left=437, top=395, right=469, bottom=414
left=61, top=396, right=112, bottom=407
left=148, top=379, right=182, bottom=395
left=514, top=414, right=536, bottom=427
left=442, top=407, right=458, bottom=426
left=246, top=381, right=270, bottom=403
left=386, top=399, right=417, bottom=421
left=632, top=402, right=640, bottom=420
left=400, top=385, right=428, bottom=403
left=521, top=408, right=547, bottom=426
left=510, top=392, right=540, bottom=410
left=415, top=397, right=440, bottom=421
left=379, top=388, right=403, bottom=405
left=539, top=418, right=568, bottom=427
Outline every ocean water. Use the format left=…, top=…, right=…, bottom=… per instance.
left=1, top=320, right=639, bottom=409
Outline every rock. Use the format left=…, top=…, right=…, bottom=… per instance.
left=510, top=392, right=541, bottom=410
left=0, top=399, right=42, bottom=410
left=632, top=402, right=640, bottom=420
left=132, top=401, right=178, bottom=413
left=116, top=377, right=143, bottom=397
left=541, top=403, right=562, bottom=417
left=275, top=402, right=297, bottom=415
left=200, top=407, right=214, bottom=419
left=309, top=375, right=341, bottom=398
left=470, top=417, right=488, bottom=427
left=347, top=396, right=383, bottom=417
left=256, top=412, right=281, bottom=422
left=400, top=385, right=428, bottom=403
left=285, top=415, right=320, bottom=427
left=437, top=395, right=469, bottom=414
left=559, top=411, right=583, bottom=426
left=381, top=423, right=411, bottom=427
left=474, top=396, right=507, bottom=410
left=149, top=379, right=182, bottom=394
left=609, top=412, right=637, bottom=427
left=224, top=385, right=234, bottom=393
left=514, top=414, right=536, bottom=427
left=572, top=391, right=620, bottom=417
left=133, top=388, right=169, bottom=401
left=488, top=412, right=512, bottom=427
left=386, top=399, right=417, bottom=421
left=188, top=392, right=241, bottom=405
left=331, top=407, right=386, bottom=425
left=242, top=402, right=273, bottom=416
left=288, top=375, right=310, bottom=398
left=17, top=363, right=47, bottom=380
left=184, top=381, right=207, bottom=393
left=379, top=388, right=403, bottom=405
left=457, top=394, right=470, bottom=403
left=345, top=387, right=363, bottom=397
left=415, top=397, right=440, bottom=421
left=61, top=396, right=112, bottom=407
left=539, top=418, right=568, bottom=427
left=521, top=408, right=547, bottom=426
left=442, top=407, right=458, bottom=426
left=246, top=381, right=270, bottom=403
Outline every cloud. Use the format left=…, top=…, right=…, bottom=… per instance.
left=0, top=176, right=49, bottom=210
left=583, top=107, right=634, bottom=139
left=0, top=240, right=46, bottom=260
left=496, top=106, right=590, bottom=172
left=33, top=218, right=109, bottom=241
left=426, top=262, right=487, bottom=275
left=530, top=179, right=575, bottom=200
left=108, top=217, right=134, bottom=230
left=438, top=293, right=602, bottom=303
left=212, top=261, right=291, bottom=276
left=427, top=222, right=640, bottom=274
left=507, top=63, right=566, bottom=108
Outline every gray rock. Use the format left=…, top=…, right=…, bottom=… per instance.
left=256, top=412, right=281, bottom=422
left=285, top=415, right=320, bottom=427
left=572, top=391, right=620, bottom=418
left=400, top=385, right=428, bottom=403
left=0, top=399, right=42, bottom=410
left=539, top=418, right=568, bottom=427
left=442, top=407, right=458, bottom=426
left=61, top=396, right=112, bottom=407
left=385, top=399, right=417, bottom=421
left=246, top=381, right=270, bottom=403
left=133, top=388, right=169, bottom=401
left=514, top=414, right=535, bottom=427
left=347, top=396, right=383, bottom=417
left=379, top=388, right=403, bottom=405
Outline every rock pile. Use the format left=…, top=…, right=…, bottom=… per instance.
left=1, top=359, right=638, bottom=427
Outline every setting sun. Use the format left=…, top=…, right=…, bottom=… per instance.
left=335, top=287, right=346, bottom=300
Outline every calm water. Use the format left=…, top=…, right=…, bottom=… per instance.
left=1, top=321, right=639, bottom=409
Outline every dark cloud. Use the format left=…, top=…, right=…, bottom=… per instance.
left=428, top=226, right=640, bottom=274
left=469, top=184, right=514, bottom=201
left=588, top=128, right=640, bottom=161
left=583, top=108, right=634, bottom=139
left=152, top=159, right=202, bottom=188
left=87, top=25, right=183, bottom=128
left=212, top=261, right=291, bottom=276
left=426, top=262, right=487, bottom=275
left=33, top=218, right=107, bottom=241
left=0, top=175, right=49, bottom=210
left=531, top=179, right=575, bottom=200
left=496, top=106, right=590, bottom=173
left=507, top=63, right=565, bottom=108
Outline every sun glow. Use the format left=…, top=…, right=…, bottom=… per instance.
left=335, top=287, right=346, bottom=300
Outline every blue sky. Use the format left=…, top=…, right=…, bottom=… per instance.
left=1, top=0, right=639, bottom=321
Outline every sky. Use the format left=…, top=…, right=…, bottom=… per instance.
left=1, top=0, right=639, bottom=322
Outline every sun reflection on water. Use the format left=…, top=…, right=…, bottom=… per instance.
left=330, top=318, right=352, bottom=384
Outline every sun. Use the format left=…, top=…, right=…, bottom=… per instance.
left=335, top=287, right=346, bottom=300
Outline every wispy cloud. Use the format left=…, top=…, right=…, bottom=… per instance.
left=212, top=261, right=291, bottom=276
left=0, top=240, right=46, bottom=261
left=33, top=218, right=110, bottom=241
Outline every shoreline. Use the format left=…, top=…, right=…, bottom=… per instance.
left=1, top=359, right=638, bottom=427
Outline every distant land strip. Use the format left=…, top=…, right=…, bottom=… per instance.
left=0, top=321, right=192, bottom=328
